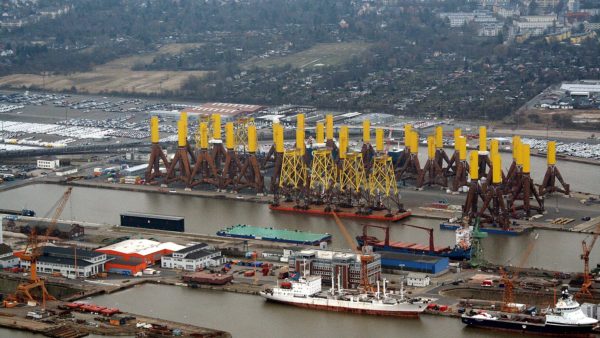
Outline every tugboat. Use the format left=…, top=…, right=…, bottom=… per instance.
left=461, top=286, right=598, bottom=336
left=260, top=272, right=431, bottom=317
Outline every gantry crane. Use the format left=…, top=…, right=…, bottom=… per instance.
left=577, top=223, right=600, bottom=300
left=332, top=212, right=374, bottom=291
left=500, top=231, right=538, bottom=312
left=16, top=187, right=73, bottom=307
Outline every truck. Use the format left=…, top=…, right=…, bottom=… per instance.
left=480, top=279, right=493, bottom=287
left=276, top=266, right=289, bottom=279
left=122, top=176, right=142, bottom=185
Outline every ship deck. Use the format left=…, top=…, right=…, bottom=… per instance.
left=217, top=224, right=331, bottom=244
left=373, top=240, right=450, bottom=253
left=269, top=202, right=412, bottom=222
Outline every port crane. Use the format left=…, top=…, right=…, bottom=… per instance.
left=332, top=212, right=374, bottom=291
left=577, top=223, right=600, bottom=300
left=469, top=217, right=487, bottom=268
left=500, top=231, right=538, bottom=312
left=16, top=187, right=73, bottom=307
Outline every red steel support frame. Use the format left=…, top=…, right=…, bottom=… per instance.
left=145, top=143, right=170, bottom=183
left=188, top=149, right=220, bottom=188
left=164, top=146, right=194, bottom=185
left=539, top=165, right=570, bottom=196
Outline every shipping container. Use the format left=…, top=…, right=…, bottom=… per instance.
left=120, top=212, right=185, bottom=232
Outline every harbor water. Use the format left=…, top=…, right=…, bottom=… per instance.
left=0, top=168, right=598, bottom=337
left=1, top=183, right=599, bottom=271
left=91, top=283, right=516, bottom=338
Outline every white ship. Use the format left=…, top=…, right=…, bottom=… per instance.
left=260, top=274, right=431, bottom=317
left=462, top=287, right=598, bottom=336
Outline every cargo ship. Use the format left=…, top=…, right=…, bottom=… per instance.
left=462, top=287, right=598, bottom=336
left=260, top=274, right=430, bottom=317
left=356, top=223, right=471, bottom=261
left=216, top=224, right=331, bottom=245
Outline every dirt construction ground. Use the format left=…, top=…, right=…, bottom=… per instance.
left=0, top=44, right=209, bottom=95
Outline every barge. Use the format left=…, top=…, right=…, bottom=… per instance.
left=182, top=271, right=234, bottom=285
left=120, top=212, right=184, bottom=232
left=217, top=224, right=331, bottom=245
left=269, top=202, right=411, bottom=222
left=440, top=222, right=531, bottom=236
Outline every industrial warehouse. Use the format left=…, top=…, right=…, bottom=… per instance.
left=19, top=246, right=109, bottom=278
left=161, top=243, right=224, bottom=271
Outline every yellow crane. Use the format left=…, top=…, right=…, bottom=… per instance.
left=16, top=187, right=73, bottom=307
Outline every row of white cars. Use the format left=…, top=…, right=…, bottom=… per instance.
left=521, top=137, right=600, bottom=160
left=0, top=104, right=25, bottom=113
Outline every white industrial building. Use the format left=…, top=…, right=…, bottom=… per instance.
left=406, top=273, right=431, bottom=288
left=561, top=82, right=600, bottom=97
left=161, top=243, right=224, bottom=271
left=55, top=166, right=78, bottom=177
left=37, top=159, right=60, bottom=169
left=0, top=244, right=18, bottom=268
left=121, top=164, right=148, bottom=176
left=20, top=246, right=110, bottom=278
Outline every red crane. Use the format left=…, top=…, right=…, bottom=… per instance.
left=16, top=187, right=73, bottom=307
left=577, top=223, right=600, bottom=300
left=500, top=232, right=538, bottom=312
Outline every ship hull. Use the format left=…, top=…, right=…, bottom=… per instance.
left=462, top=316, right=596, bottom=336
left=261, top=292, right=425, bottom=317
left=356, top=238, right=471, bottom=261
left=440, top=222, right=530, bottom=236
left=269, top=204, right=411, bottom=222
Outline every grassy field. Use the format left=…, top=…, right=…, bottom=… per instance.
left=243, top=42, right=371, bottom=69
left=0, top=43, right=208, bottom=94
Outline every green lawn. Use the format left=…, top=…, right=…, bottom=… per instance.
left=243, top=42, right=371, bottom=69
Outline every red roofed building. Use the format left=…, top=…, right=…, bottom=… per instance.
left=97, top=239, right=184, bottom=275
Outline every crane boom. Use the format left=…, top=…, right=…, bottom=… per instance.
left=402, top=223, right=435, bottom=252
left=516, top=234, right=538, bottom=272
left=589, top=230, right=599, bottom=252
left=41, top=187, right=73, bottom=243
left=577, top=223, right=600, bottom=299
left=332, top=212, right=373, bottom=290
left=332, top=212, right=360, bottom=254
left=17, top=187, right=72, bottom=307
left=501, top=231, right=538, bottom=312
